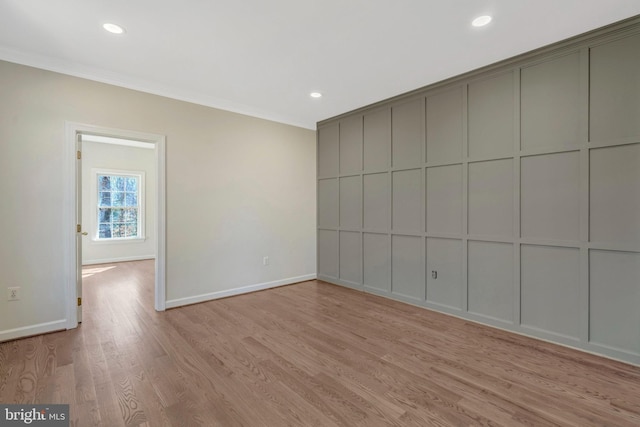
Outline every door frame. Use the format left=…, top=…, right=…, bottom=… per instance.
left=64, top=122, right=167, bottom=329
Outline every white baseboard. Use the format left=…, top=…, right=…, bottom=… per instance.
left=82, top=255, right=155, bottom=265
left=0, top=319, right=67, bottom=342
left=165, top=274, right=317, bottom=309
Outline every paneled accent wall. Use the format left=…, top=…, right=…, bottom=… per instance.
left=317, top=19, right=640, bottom=365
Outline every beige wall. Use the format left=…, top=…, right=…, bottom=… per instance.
left=0, top=60, right=316, bottom=340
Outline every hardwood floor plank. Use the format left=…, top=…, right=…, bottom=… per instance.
left=1, top=260, right=639, bottom=426
left=0, top=340, right=23, bottom=403
left=113, top=374, right=147, bottom=426
left=128, top=369, right=174, bottom=427
left=93, top=380, right=125, bottom=427
left=258, top=359, right=346, bottom=427
left=73, top=341, right=98, bottom=403
left=14, top=338, right=39, bottom=404
left=71, top=400, right=101, bottom=427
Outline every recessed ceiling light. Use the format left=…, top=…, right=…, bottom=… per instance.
left=310, top=92, right=322, bottom=98
left=103, top=23, right=125, bottom=34
left=472, top=15, right=492, bottom=27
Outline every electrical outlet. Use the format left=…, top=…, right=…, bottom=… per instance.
left=431, top=271, right=437, bottom=279
left=8, top=287, right=20, bottom=301
left=263, top=256, right=269, bottom=266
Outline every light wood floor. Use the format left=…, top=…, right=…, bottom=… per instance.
left=1, top=260, right=639, bottom=426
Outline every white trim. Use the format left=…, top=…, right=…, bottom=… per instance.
left=81, top=134, right=155, bottom=149
left=90, top=237, right=147, bottom=245
left=82, top=255, right=156, bottom=266
left=0, top=320, right=67, bottom=343
left=155, top=137, right=167, bottom=311
left=165, top=274, right=317, bottom=309
left=64, top=124, right=76, bottom=329
left=65, top=122, right=167, bottom=332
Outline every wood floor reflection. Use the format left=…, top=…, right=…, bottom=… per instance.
left=1, top=259, right=639, bottom=426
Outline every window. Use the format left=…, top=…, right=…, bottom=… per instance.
left=94, top=169, right=144, bottom=240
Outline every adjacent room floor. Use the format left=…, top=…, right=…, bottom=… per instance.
left=1, top=259, right=639, bottom=426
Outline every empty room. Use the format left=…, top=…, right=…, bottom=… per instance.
left=1, top=1, right=639, bottom=426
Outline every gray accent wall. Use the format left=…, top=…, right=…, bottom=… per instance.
left=316, top=19, right=640, bottom=366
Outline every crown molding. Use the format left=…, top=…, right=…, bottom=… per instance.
left=0, top=46, right=315, bottom=130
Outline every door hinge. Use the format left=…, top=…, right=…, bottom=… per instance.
left=77, top=224, right=82, bottom=233
left=76, top=150, right=81, bottom=160
left=77, top=297, right=82, bottom=306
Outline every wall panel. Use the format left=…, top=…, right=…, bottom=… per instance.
left=363, top=233, right=390, bottom=292
left=339, top=231, right=362, bottom=285
left=426, top=87, right=463, bottom=163
left=392, top=99, right=424, bottom=169
left=590, top=33, right=640, bottom=142
left=363, top=173, right=389, bottom=230
left=521, top=152, right=580, bottom=241
left=521, top=245, right=580, bottom=339
left=364, top=109, right=391, bottom=171
left=468, top=241, right=514, bottom=322
left=590, top=144, right=640, bottom=244
left=468, top=159, right=513, bottom=237
left=318, top=19, right=640, bottom=365
left=590, top=250, right=640, bottom=355
left=318, top=178, right=338, bottom=229
left=318, top=123, right=338, bottom=177
left=340, top=116, right=363, bottom=174
left=339, top=176, right=361, bottom=229
left=392, top=235, right=423, bottom=300
left=392, top=169, right=422, bottom=232
left=318, top=230, right=338, bottom=279
left=426, top=164, right=463, bottom=234
left=426, top=238, right=463, bottom=309
left=520, top=52, right=581, bottom=150
left=468, top=72, right=514, bottom=158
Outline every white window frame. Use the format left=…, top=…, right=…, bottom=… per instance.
left=91, top=168, right=146, bottom=244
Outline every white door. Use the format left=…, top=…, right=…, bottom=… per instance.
left=75, top=133, right=83, bottom=322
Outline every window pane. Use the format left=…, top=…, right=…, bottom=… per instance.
left=112, top=223, right=125, bottom=237
left=98, top=208, right=111, bottom=223
left=112, top=192, right=125, bottom=206
left=112, top=176, right=125, bottom=191
left=125, top=177, right=137, bottom=192
left=99, top=192, right=111, bottom=207
left=123, top=208, right=137, bottom=222
left=124, top=222, right=137, bottom=237
left=111, top=208, right=123, bottom=223
left=125, top=192, right=138, bottom=207
left=99, top=224, right=112, bottom=239
left=98, top=176, right=110, bottom=191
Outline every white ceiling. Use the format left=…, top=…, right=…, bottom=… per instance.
left=1, top=1, right=639, bottom=130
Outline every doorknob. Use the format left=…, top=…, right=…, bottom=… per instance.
left=81, top=232, right=88, bottom=236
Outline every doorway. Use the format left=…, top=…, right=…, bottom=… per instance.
left=65, top=123, right=166, bottom=330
